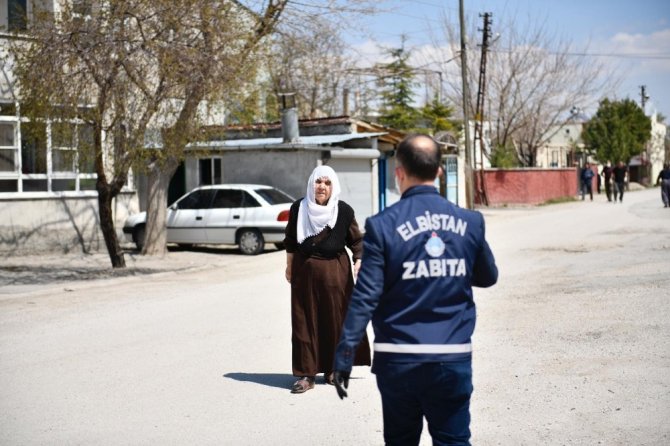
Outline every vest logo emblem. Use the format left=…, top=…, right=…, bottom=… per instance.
left=425, top=232, right=445, bottom=257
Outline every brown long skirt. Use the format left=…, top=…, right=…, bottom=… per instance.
left=290, top=251, right=371, bottom=376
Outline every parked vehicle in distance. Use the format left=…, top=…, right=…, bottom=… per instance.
left=123, top=184, right=294, bottom=255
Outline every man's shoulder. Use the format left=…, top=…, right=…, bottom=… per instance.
left=370, top=194, right=481, bottom=224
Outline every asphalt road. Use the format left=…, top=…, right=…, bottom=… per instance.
left=1, top=188, right=668, bottom=445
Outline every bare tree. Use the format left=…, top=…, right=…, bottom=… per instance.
left=12, top=0, right=289, bottom=265
left=13, top=0, right=381, bottom=264
left=266, top=18, right=356, bottom=119
left=432, top=11, right=618, bottom=166
left=138, top=1, right=288, bottom=256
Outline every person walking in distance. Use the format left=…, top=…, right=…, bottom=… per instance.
left=332, top=134, right=498, bottom=445
left=601, top=161, right=613, bottom=202
left=612, top=161, right=628, bottom=203
left=580, top=162, right=595, bottom=201
left=657, top=163, right=670, bottom=208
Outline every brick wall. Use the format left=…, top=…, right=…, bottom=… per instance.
left=475, top=168, right=578, bottom=206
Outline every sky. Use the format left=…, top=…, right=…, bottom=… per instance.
left=343, top=0, right=670, bottom=120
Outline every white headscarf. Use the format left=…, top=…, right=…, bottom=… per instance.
left=297, top=165, right=341, bottom=243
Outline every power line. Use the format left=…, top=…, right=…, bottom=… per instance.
left=490, top=48, right=670, bottom=60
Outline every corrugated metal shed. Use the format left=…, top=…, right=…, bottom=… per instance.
left=188, top=132, right=387, bottom=150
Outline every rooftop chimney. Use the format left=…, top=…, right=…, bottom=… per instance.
left=279, top=92, right=299, bottom=143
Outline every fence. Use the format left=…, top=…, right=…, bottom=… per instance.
left=475, top=168, right=578, bottom=206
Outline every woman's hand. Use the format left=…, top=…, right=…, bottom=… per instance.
left=353, top=259, right=362, bottom=279
left=285, top=253, right=293, bottom=283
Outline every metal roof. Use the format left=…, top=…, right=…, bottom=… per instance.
left=188, top=132, right=387, bottom=150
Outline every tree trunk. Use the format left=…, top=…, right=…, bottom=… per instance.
left=142, top=159, right=179, bottom=256
left=97, top=183, right=126, bottom=268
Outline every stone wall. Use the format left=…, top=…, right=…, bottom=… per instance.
left=0, top=192, right=138, bottom=256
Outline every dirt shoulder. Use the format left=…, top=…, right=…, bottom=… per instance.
left=0, top=245, right=281, bottom=296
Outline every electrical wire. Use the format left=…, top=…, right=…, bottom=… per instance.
left=490, top=47, right=670, bottom=60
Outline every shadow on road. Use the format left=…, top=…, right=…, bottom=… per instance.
left=0, top=264, right=169, bottom=286
left=167, top=244, right=283, bottom=255
left=223, top=372, right=295, bottom=390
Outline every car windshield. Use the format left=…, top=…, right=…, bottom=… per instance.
left=254, top=187, right=294, bottom=205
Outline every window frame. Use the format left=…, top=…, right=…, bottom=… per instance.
left=199, top=157, right=223, bottom=186
left=7, top=0, right=28, bottom=32
left=0, top=119, right=19, bottom=174
left=0, top=106, right=104, bottom=196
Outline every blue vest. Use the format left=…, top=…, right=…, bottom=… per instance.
left=335, top=185, right=498, bottom=373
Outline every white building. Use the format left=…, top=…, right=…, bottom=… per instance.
left=630, top=112, right=667, bottom=184
left=1, top=0, right=137, bottom=255
left=536, top=115, right=588, bottom=168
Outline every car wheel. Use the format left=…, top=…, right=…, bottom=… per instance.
left=274, top=242, right=285, bottom=251
left=238, top=229, right=264, bottom=255
left=132, top=225, right=146, bottom=251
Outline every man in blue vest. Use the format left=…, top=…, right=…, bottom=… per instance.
left=333, top=134, right=498, bottom=446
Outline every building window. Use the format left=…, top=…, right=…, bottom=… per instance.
left=0, top=122, right=18, bottom=172
left=50, top=122, right=96, bottom=191
left=21, top=121, right=47, bottom=174
left=0, top=113, right=99, bottom=194
left=8, top=0, right=28, bottom=31
left=72, top=0, right=93, bottom=16
left=52, top=122, right=77, bottom=172
left=199, top=158, right=222, bottom=185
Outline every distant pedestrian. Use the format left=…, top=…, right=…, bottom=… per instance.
left=612, top=161, right=628, bottom=203
left=580, top=162, right=595, bottom=201
left=657, top=163, right=670, bottom=208
left=601, top=161, right=613, bottom=202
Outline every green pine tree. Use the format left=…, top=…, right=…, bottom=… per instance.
left=418, top=95, right=457, bottom=134
left=377, top=43, right=419, bottom=130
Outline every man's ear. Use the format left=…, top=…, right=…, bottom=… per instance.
left=437, top=166, right=444, bottom=178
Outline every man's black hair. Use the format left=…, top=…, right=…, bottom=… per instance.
left=396, top=134, right=441, bottom=181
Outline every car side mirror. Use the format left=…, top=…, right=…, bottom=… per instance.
left=169, top=203, right=178, bottom=210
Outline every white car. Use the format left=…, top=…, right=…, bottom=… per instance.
left=123, top=184, right=294, bottom=255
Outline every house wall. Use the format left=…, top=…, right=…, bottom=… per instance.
left=326, top=157, right=374, bottom=224
left=536, top=122, right=584, bottom=168
left=180, top=147, right=380, bottom=226
left=477, top=168, right=577, bottom=206
left=220, top=150, right=321, bottom=199
left=649, top=117, right=667, bottom=181
left=0, top=192, right=137, bottom=255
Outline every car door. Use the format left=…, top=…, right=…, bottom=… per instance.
left=167, top=189, right=216, bottom=243
left=206, top=189, right=243, bottom=243
left=206, top=189, right=262, bottom=243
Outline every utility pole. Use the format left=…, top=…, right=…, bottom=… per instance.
left=639, top=85, right=651, bottom=181
left=639, top=85, right=649, bottom=112
left=474, top=12, right=492, bottom=206
left=459, top=0, right=474, bottom=209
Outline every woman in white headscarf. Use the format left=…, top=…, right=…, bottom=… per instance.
left=284, top=165, right=371, bottom=394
